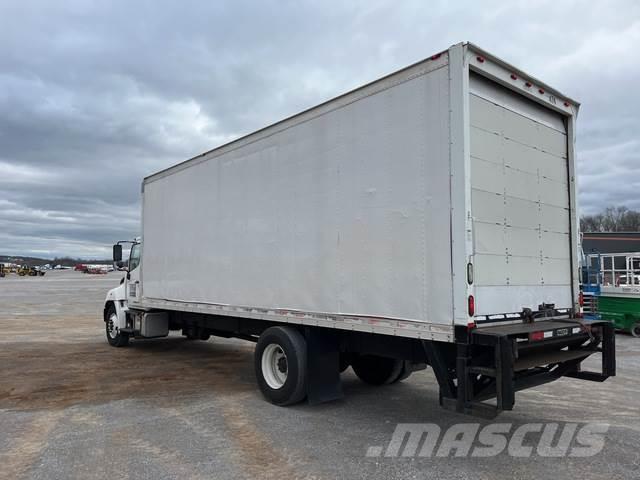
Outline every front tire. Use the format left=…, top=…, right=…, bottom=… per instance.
left=105, top=304, right=129, bottom=347
left=631, top=323, right=640, bottom=338
left=255, top=326, right=307, bottom=406
left=351, top=355, right=404, bottom=385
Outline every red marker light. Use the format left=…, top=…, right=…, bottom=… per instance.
left=564, top=101, right=570, bottom=107
left=510, top=74, right=517, bottom=80
left=538, top=88, right=545, bottom=94
left=529, top=331, right=544, bottom=342
left=525, top=82, right=532, bottom=88
left=430, top=53, right=441, bottom=60
left=579, top=291, right=584, bottom=307
left=468, top=295, right=475, bottom=317
left=476, top=56, right=485, bottom=63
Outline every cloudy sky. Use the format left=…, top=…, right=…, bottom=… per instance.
left=1, top=0, right=639, bottom=258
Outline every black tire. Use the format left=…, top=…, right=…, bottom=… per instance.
left=631, top=323, right=640, bottom=338
left=390, top=361, right=413, bottom=383
left=351, top=355, right=404, bottom=385
left=254, top=326, right=307, bottom=406
left=105, top=304, right=129, bottom=347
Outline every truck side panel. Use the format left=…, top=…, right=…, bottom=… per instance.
left=142, top=63, right=453, bottom=325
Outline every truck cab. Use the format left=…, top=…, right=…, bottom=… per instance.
left=103, top=239, right=147, bottom=346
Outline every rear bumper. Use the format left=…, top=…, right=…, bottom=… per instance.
left=433, top=318, right=615, bottom=417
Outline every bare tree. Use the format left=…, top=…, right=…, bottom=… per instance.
left=580, top=206, right=640, bottom=232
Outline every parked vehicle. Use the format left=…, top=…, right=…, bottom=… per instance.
left=104, top=43, right=615, bottom=416
left=17, top=266, right=44, bottom=277
left=583, top=252, right=640, bottom=337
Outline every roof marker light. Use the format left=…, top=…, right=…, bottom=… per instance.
left=510, top=74, right=517, bottom=80
left=564, top=101, right=570, bottom=107
left=430, top=53, right=441, bottom=60
left=476, top=56, right=485, bottom=63
left=538, top=88, right=545, bottom=94
left=525, top=82, right=532, bottom=88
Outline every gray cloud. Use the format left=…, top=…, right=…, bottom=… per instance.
left=1, top=0, right=639, bottom=257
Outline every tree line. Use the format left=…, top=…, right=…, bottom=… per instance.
left=580, top=206, right=640, bottom=232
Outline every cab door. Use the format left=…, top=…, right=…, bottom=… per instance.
left=127, top=243, right=142, bottom=302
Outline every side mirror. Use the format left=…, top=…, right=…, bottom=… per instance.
left=113, top=244, right=122, bottom=262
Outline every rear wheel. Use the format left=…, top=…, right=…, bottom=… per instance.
left=255, top=326, right=307, bottom=405
left=105, top=304, right=129, bottom=347
left=631, top=323, right=640, bottom=338
left=351, top=355, right=404, bottom=385
left=392, top=361, right=414, bottom=383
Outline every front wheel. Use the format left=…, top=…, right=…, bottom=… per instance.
left=254, top=326, right=307, bottom=406
left=105, top=304, right=129, bottom=347
left=631, top=323, right=640, bottom=338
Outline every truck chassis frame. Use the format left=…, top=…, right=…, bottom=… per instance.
left=106, top=301, right=615, bottom=417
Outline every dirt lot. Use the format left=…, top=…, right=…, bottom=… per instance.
left=0, top=270, right=639, bottom=479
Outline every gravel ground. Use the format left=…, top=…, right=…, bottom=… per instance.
left=0, top=270, right=638, bottom=479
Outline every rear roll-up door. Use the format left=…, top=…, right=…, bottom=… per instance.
left=469, top=72, right=572, bottom=316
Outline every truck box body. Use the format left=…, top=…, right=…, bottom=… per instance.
left=137, top=43, right=580, bottom=343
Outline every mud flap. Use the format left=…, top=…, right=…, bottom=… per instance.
left=305, top=327, right=344, bottom=405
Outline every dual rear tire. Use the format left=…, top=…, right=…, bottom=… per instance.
left=254, top=326, right=308, bottom=406
left=254, top=327, right=413, bottom=406
left=350, top=355, right=412, bottom=385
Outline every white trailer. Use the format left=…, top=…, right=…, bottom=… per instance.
left=105, top=43, right=614, bottom=416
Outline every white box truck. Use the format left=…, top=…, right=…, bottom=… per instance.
left=104, top=42, right=615, bottom=416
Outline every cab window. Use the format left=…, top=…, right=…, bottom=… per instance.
left=129, top=244, right=141, bottom=271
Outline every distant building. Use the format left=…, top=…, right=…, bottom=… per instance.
left=582, top=232, right=640, bottom=254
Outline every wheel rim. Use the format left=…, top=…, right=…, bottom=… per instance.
left=261, top=343, right=288, bottom=389
left=107, top=313, right=119, bottom=339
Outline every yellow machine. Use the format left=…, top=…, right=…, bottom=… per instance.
left=17, top=266, right=40, bottom=276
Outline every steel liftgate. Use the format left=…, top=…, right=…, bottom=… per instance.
left=423, top=317, right=616, bottom=417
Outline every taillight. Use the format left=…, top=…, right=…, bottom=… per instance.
left=529, top=330, right=553, bottom=341
left=579, top=291, right=584, bottom=307
left=468, top=295, right=475, bottom=317
left=529, top=331, right=544, bottom=342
